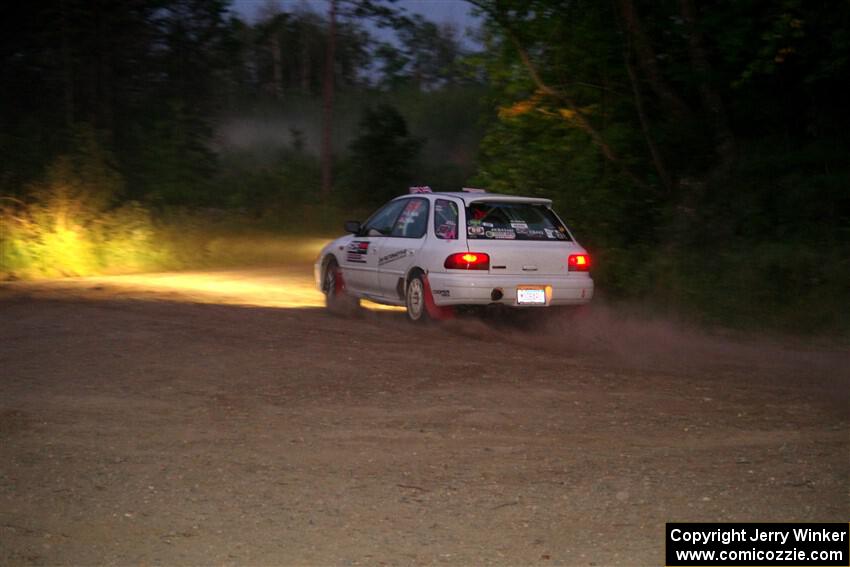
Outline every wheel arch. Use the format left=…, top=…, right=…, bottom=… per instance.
left=403, top=265, right=427, bottom=294
left=403, top=266, right=454, bottom=321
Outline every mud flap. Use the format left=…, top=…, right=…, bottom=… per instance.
left=421, top=274, right=455, bottom=321
left=333, top=264, right=346, bottom=294
left=326, top=263, right=361, bottom=317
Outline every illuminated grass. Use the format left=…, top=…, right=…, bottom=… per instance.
left=0, top=197, right=336, bottom=280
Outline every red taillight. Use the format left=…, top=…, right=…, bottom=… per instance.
left=444, top=252, right=490, bottom=270
left=568, top=253, right=590, bottom=271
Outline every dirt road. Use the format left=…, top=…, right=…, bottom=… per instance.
left=1, top=267, right=848, bottom=566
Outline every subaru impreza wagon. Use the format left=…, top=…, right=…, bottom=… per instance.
left=314, top=187, right=593, bottom=322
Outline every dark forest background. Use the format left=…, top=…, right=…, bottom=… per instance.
left=1, top=0, right=848, bottom=333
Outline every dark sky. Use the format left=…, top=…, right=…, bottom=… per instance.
left=232, top=0, right=477, bottom=24
left=231, top=0, right=481, bottom=46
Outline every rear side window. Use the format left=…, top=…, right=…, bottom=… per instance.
left=434, top=199, right=458, bottom=239
left=391, top=198, right=429, bottom=238
left=466, top=201, right=572, bottom=241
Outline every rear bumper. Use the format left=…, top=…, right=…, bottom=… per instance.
left=426, top=272, right=593, bottom=307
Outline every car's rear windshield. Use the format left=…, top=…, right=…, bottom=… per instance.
left=465, top=201, right=572, bottom=241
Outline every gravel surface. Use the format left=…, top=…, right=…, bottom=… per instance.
left=1, top=268, right=848, bottom=566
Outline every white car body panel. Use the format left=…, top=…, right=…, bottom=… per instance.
left=340, top=236, right=378, bottom=293
left=375, top=235, right=426, bottom=299
left=314, top=191, right=594, bottom=311
left=426, top=272, right=592, bottom=306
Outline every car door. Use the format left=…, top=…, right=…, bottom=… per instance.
left=376, top=198, right=430, bottom=299
left=342, top=199, right=407, bottom=295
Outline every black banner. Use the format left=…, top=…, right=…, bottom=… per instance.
left=666, top=523, right=849, bottom=566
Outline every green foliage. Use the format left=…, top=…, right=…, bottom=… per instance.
left=0, top=197, right=358, bottom=280
left=641, top=241, right=850, bottom=334
left=121, top=101, right=219, bottom=206
left=344, top=103, right=424, bottom=205
left=471, top=4, right=655, bottom=251
left=376, top=14, right=465, bottom=90
left=0, top=138, right=165, bottom=278
left=218, top=150, right=319, bottom=211
left=391, top=85, right=488, bottom=187
left=468, top=0, right=850, bottom=333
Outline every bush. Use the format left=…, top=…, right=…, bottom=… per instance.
left=0, top=129, right=169, bottom=278
left=0, top=185, right=165, bottom=279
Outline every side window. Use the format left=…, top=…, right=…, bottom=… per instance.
left=391, top=198, right=429, bottom=238
left=362, top=200, right=407, bottom=236
left=434, top=199, right=458, bottom=240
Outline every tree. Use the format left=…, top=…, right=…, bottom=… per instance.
left=321, top=0, right=338, bottom=202
left=470, top=0, right=850, bottom=328
left=346, top=104, right=423, bottom=204
left=318, top=0, right=402, bottom=201
left=376, top=14, right=465, bottom=90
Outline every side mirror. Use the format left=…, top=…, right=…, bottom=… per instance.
left=344, top=220, right=361, bottom=234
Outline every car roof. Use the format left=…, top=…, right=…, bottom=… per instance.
left=400, top=191, right=553, bottom=206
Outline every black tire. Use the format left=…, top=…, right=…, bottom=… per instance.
left=323, top=258, right=360, bottom=316
left=405, top=272, right=430, bottom=323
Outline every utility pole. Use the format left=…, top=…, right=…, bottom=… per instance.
left=320, top=0, right=337, bottom=202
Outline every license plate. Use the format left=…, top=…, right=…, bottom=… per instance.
left=517, top=287, right=546, bottom=305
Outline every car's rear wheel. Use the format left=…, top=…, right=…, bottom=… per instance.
left=323, top=258, right=360, bottom=316
left=405, top=273, right=428, bottom=323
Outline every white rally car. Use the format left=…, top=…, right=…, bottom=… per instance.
left=314, top=187, right=594, bottom=322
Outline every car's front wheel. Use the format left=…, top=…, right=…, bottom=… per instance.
left=323, top=258, right=360, bottom=316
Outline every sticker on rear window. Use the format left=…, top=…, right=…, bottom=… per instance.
left=434, top=199, right=458, bottom=240
left=465, top=202, right=573, bottom=242
left=485, top=228, right=516, bottom=240
left=436, top=221, right=457, bottom=239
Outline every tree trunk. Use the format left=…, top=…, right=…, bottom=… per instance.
left=679, top=0, right=736, bottom=174
left=95, top=0, right=113, bottom=134
left=320, top=0, right=337, bottom=202
left=60, top=0, right=74, bottom=129
left=616, top=0, right=674, bottom=192
left=623, top=46, right=673, bottom=192
left=300, top=31, right=310, bottom=94
left=271, top=34, right=283, bottom=99
left=618, top=0, right=691, bottom=119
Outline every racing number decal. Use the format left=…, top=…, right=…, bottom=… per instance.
left=346, top=241, right=369, bottom=263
